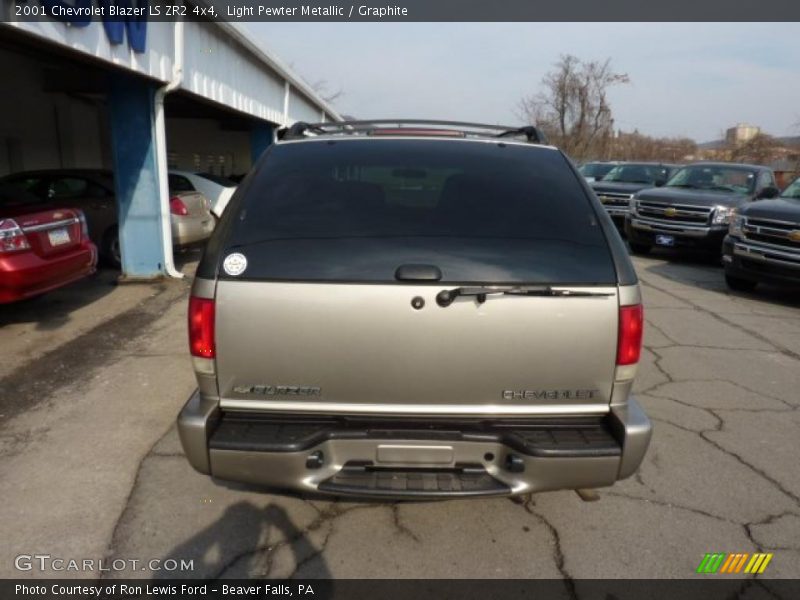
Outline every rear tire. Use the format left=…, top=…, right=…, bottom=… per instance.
left=725, top=273, right=757, bottom=292
left=101, top=227, right=121, bottom=269
left=628, top=242, right=651, bottom=255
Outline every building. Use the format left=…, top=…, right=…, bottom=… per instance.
left=768, top=157, right=800, bottom=188
left=725, top=123, right=761, bottom=146
left=0, top=12, right=340, bottom=278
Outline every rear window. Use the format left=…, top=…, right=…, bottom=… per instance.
left=0, top=183, right=44, bottom=208
left=169, top=174, right=195, bottom=193
left=222, top=139, right=616, bottom=284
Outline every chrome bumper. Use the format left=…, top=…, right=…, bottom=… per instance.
left=604, top=206, right=630, bottom=217
left=177, top=390, right=652, bottom=498
left=629, top=216, right=712, bottom=237
left=731, top=240, right=800, bottom=269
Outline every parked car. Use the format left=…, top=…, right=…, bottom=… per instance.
left=0, top=170, right=118, bottom=265
left=0, top=184, right=97, bottom=303
left=0, top=169, right=215, bottom=267
left=591, top=162, right=681, bottom=229
left=167, top=174, right=216, bottom=249
left=168, top=170, right=237, bottom=218
left=625, top=162, right=779, bottom=256
left=578, top=161, right=619, bottom=182
left=723, top=175, right=800, bottom=291
left=177, top=120, right=651, bottom=499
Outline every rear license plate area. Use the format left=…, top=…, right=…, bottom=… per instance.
left=376, top=445, right=454, bottom=464
left=48, top=227, right=71, bottom=246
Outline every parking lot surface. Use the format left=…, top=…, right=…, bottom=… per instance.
left=1, top=251, right=799, bottom=581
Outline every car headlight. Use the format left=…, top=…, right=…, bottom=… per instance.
left=729, top=213, right=744, bottom=237
left=712, top=205, right=736, bottom=225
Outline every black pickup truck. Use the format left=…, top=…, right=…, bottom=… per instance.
left=625, top=162, right=780, bottom=256
left=591, top=162, right=680, bottom=229
left=723, top=175, right=800, bottom=291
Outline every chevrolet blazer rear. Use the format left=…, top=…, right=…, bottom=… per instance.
left=177, top=121, right=652, bottom=499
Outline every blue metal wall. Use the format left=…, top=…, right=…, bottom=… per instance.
left=250, top=121, right=274, bottom=165
left=108, top=76, right=166, bottom=278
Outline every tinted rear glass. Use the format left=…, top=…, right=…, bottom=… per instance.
left=223, top=139, right=615, bottom=284
left=169, top=174, right=194, bottom=193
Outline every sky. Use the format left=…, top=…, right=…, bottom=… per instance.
left=245, top=22, right=800, bottom=143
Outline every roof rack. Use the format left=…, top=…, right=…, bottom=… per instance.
left=277, top=119, right=549, bottom=145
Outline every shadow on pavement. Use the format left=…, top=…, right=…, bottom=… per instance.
left=635, top=246, right=723, bottom=269
left=155, top=501, right=331, bottom=579
left=641, top=256, right=800, bottom=309
left=1, top=245, right=203, bottom=332
left=0, top=267, right=119, bottom=330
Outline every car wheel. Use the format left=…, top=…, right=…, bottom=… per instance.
left=628, top=242, right=651, bottom=255
left=725, top=274, right=757, bottom=292
left=102, top=227, right=121, bottom=269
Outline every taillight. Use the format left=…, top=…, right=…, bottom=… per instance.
left=0, top=219, right=31, bottom=253
left=170, top=196, right=189, bottom=216
left=617, top=304, right=644, bottom=365
left=189, top=296, right=215, bottom=358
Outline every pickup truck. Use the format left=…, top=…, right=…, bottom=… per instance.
left=625, top=162, right=779, bottom=256
left=723, top=175, right=800, bottom=291
left=591, top=162, right=680, bottom=229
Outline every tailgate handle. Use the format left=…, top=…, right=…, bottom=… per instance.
left=394, top=264, right=442, bottom=282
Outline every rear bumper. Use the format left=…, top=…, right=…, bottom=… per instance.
left=171, top=215, right=215, bottom=247
left=177, top=391, right=652, bottom=498
left=0, top=243, right=97, bottom=303
left=723, top=236, right=800, bottom=287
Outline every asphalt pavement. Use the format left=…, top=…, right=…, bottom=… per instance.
left=1, top=250, right=798, bottom=583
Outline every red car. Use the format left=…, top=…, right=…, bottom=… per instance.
left=0, top=184, right=97, bottom=303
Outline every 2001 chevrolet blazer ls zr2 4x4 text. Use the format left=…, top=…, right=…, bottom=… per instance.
left=177, top=120, right=652, bottom=499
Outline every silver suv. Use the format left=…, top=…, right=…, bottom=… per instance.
left=177, top=120, right=652, bottom=499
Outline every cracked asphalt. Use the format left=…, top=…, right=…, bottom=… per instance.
left=1, top=251, right=799, bottom=582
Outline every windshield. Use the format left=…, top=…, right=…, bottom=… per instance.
left=780, top=178, right=800, bottom=199
left=197, top=172, right=237, bottom=187
left=601, top=164, right=667, bottom=184
left=666, top=165, right=756, bottom=194
left=224, top=139, right=616, bottom=284
left=579, top=163, right=615, bottom=179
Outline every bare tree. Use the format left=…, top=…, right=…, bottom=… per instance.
left=310, top=79, right=344, bottom=105
left=610, top=130, right=697, bottom=162
left=727, top=133, right=781, bottom=165
left=519, top=55, right=629, bottom=160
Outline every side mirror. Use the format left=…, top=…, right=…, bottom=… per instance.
left=757, top=186, right=780, bottom=200
left=654, top=180, right=666, bottom=187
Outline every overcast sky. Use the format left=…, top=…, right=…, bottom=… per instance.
left=246, top=22, right=800, bottom=142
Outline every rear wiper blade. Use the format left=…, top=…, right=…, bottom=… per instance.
left=435, top=286, right=614, bottom=307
